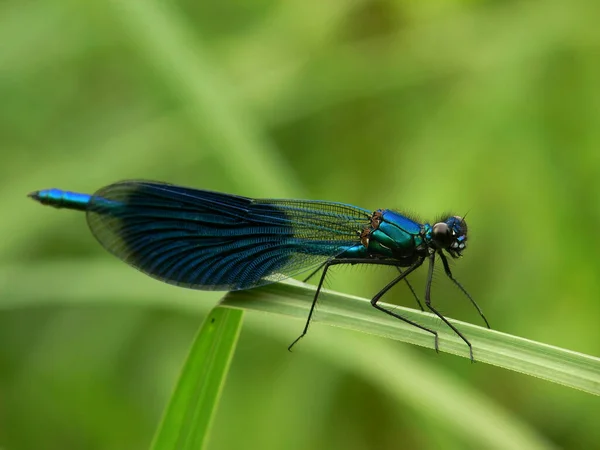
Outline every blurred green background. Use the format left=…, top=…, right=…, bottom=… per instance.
left=2, top=0, right=600, bottom=449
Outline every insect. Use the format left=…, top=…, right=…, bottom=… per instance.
left=29, top=180, right=489, bottom=360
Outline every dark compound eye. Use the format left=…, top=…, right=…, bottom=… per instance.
left=432, top=222, right=452, bottom=248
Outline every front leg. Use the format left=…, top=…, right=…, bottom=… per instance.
left=425, top=254, right=475, bottom=362
left=438, top=251, right=490, bottom=328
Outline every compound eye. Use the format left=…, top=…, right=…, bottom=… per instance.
left=432, top=222, right=451, bottom=248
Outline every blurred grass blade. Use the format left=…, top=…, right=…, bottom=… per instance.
left=252, top=319, right=556, bottom=450
left=151, top=306, right=243, bottom=450
left=220, top=281, right=600, bottom=396
left=103, top=0, right=299, bottom=198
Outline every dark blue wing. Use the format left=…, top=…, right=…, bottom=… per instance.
left=86, top=180, right=371, bottom=291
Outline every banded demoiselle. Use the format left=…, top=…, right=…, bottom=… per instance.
left=29, top=180, right=489, bottom=360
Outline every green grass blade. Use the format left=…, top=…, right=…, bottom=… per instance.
left=246, top=317, right=557, bottom=450
left=0, top=261, right=555, bottom=450
left=220, top=281, right=600, bottom=396
left=151, top=306, right=243, bottom=450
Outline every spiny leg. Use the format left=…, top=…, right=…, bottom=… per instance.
left=306, top=263, right=424, bottom=312
left=438, top=251, right=490, bottom=328
left=303, top=258, right=372, bottom=284
left=425, top=254, right=474, bottom=362
left=396, top=267, right=424, bottom=311
left=289, top=259, right=337, bottom=351
left=290, top=258, right=431, bottom=351
left=373, top=258, right=439, bottom=352
left=302, top=262, right=327, bottom=283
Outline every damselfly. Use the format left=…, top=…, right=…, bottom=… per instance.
left=29, top=180, right=489, bottom=360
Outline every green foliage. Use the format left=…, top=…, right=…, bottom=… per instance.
left=151, top=307, right=243, bottom=450
left=222, top=282, right=600, bottom=396
left=2, top=0, right=600, bottom=449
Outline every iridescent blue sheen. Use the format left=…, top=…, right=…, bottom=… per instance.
left=29, top=189, right=91, bottom=211
left=31, top=181, right=374, bottom=290
left=29, top=180, right=487, bottom=360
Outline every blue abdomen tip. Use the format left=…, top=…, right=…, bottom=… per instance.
left=28, top=189, right=91, bottom=211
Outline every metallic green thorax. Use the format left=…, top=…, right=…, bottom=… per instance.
left=340, top=209, right=428, bottom=262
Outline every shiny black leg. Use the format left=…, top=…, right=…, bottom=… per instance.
left=372, top=258, right=439, bottom=352
left=304, top=263, right=423, bottom=312
left=289, top=257, right=438, bottom=353
left=289, top=259, right=346, bottom=351
left=302, top=263, right=326, bottom=283
left=396, top=267, right=424, bottom=311
left=425, top=254, right=474, bottom=362
left=438, top=251, right=490, bottom=328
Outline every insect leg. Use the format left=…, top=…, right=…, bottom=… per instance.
left=438, top=251, right=490, bottom=328
left=302, top=263, right=327, bottom=283
left=289, top=259, right=340, bottom=351
left=289, top=258, right=420, bottom=351
left=371, top=258, right=439, bottom=352
left=396, top=267, right=424, bottom=311
left=425, top=254, right=474, bottom=362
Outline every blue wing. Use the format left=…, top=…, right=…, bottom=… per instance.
left=86, top=180, right=371, bottom=291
